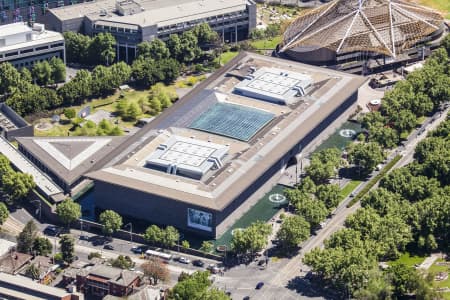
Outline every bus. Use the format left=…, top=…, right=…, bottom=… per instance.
left=145, top=249, right=172, bottom=262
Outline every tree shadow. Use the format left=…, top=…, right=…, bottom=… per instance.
left=286, top=276, right=338, bottom=300
left=339, top=166, right=369, bottom=181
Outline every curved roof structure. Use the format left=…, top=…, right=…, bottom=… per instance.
left=281, top=0, right=443, bottom=57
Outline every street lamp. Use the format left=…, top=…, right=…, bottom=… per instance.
left=124, top=222, right=133, bottom=244
left=30, top=199, right=41, bottom=221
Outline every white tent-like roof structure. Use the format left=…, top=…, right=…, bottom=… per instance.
left=281, top=0, right=443, bottom=57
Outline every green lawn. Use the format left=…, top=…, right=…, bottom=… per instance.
left=216, top=51, right=239, bottom=66
left=429, top=259, right=450, bottom=289
left=389, top=252, right=426, bottom=267
left=250, top=35, right=283, bottom=50
left=339, top=180, right=362, bottom=200
left=418, top=0, right=450, bottom=18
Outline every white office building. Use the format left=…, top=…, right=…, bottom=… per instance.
left=0, top=22, right=65, bottom=69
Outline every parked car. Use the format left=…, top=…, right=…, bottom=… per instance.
left=44, top=226, right=59, bottom=236
left=103, top=244, right=114, bottom=250
left=243, top=297, right=250, bottom=300
left=178, top=257, right=190, bottom=264
left=256, top=282, right=264, bottom=289
left=257, top=260, right=265, bottom=266
left=193, top=259, right=205, bottom=267
left=207, top=264, right=220, bottom=274
left=131, top=246, right=146, bottom=254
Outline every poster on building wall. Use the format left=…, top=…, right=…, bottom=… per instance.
left=187, top=208, right=212, bottom=232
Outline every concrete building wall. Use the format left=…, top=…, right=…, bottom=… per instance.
left=93, top=181, right=218, bottom=237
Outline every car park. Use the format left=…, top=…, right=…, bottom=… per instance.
left=192, top=259, right=205, bottom=267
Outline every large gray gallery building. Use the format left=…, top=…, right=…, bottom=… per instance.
left=86, top=52, right=366, bottom=238
left=45, top=0, right=257, bottom=62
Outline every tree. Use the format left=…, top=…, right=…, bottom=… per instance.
left=192, top=23, right=219, bottom=46
left=392, top=109, right=417, bottom=133
left=167, top=34, right=182, bottom=60
left=33, top=237, right=52, bottom=256
left=63, top=32, right=91, bottom=64
left=142, top=257, right=170, bottom=284
left=111, top=255, right=134, bottom=269
left=441, top=33, right=450, bottom=55
left=353, top=269, right=392, bottom=300
left=305, top=148, right=341, bottom=184
left=368, top=126, right=399, bottom=149
left=25, top=263, right=40, bottom=280
left=380, top=167, right=440, bottom=202
left=291, top=192, right=328, bottom=228
left=276, top=215, right=310, bottom=250
left=181, top=240, right=190, bottom=249
left=149, top=96, right=162, bottom=115
left=179, top=31, right=201, bottom=63
left=91, top=65, right=114, bottom=97
left=99, top=210, right=122, bottom=236
left=59, top=234, right=75, bottom=263
left=0, top=202, right=8, bottom=225
left=161, top=226, right=180, bottom=248
left=200, top=241, right=213, bottom=253
left=56, top=198, right=81, bottom=228
left=88, top=33, right=116, bottom=65
left=231, top=221, right=272, bottom=256
left=137, top=39, right=170, bottom=60
left=303, top=246, right=378, bottom=294
left=124, top=102, right=142, bottom=121
left=316, top=184, right=340, bottom=210
left=0, top=62, right=22, bottom=94
left=144, top=225, right=163, bottom=244
left=17, top=220, right=38, bottom=253
left=168, top=271, right=229, bottom=300
left=58, top=69, right=92, bottom=105
left=32, top=61, right=53, bottom=86
left=19, top=68, right=32, bottom=83
left=49, top=57, right=66, bottom=83
left=2, top=172, right=35, bottom=202
left=110, top=62, right=131, bottom=87
left=347, top=142, right=384, bottom=177
left=64, top=108, right=76, bottom=120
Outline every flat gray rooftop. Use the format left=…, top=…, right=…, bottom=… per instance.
left=51, top=0, right=249, bottom=27
left=17, top=136, right=125, bottom=186
left=87, top=52, right=367, bottom=210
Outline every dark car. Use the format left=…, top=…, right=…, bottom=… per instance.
left=192, top=260, right=205, bottom=267
left=44, top=226, right=60, bottom=236
left=256, top=282, right=264, bottom=289
left=103, top=244, right=114, bottom=250
left=243, top=296, right=250, bottom=300
left=257, top=260, right=265, bottom=266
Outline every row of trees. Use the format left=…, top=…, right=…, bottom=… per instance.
left=302, top=42, right=450, bottom=297
left=64, top=32, right=116, bottom=65
left=0, top=154, right=35, bottom=203
left=359, top=45, right=450, bottom=148
left=143, top=224, right=180, bottom=248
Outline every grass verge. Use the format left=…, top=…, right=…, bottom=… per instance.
left=389, top=252, right=426, bottom=267
left=339, top=180, right=362, bottom=200
left=347, top=155, right=402, bottom=207
left=250, top=35, right=283, bottom=50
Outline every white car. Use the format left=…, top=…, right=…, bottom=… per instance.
left=178, top=257, right=191, bottom=264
